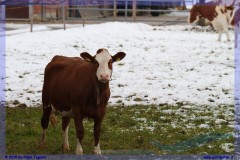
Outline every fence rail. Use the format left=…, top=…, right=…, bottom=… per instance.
left=3, top=0, right=194, bottom=31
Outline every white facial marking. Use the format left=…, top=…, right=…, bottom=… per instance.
left=63, top=125, right=70, bottom=151
left=95, top=49, right=112, bottom=82
left=93, top=143, right=101, bottom=155
left=76, top=139, right=83, bottom=155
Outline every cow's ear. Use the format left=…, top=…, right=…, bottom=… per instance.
left=80, top=52, right=95, bottom=63
left=112, top=52, right=126, bottom=63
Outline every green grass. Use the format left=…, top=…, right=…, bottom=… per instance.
left=6, top=105, right=234, bottom=155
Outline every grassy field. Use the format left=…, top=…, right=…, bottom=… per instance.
left=6, top=104, right=234, bottom=155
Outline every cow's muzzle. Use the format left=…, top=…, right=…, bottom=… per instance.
left=99, top=74, right=110, bottom=83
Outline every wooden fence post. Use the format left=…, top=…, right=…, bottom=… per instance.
left=83, top=0, right=89, bottom=27
left=113, top=0, right=117, bottom=21
left=125, top=0, right=128, bottom=21
left=62, top=6, right=66, bottom=30
left=29, top=2, right=34, bottom=32
left=132, top=0, right=136, bottom=22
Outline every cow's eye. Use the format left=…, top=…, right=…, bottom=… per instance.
left=108, top=60, right=113, bottom=69
left=94, top=60, right=99, bottom=66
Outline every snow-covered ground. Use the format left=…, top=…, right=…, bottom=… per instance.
left=4, top=22, right=234, bottom=107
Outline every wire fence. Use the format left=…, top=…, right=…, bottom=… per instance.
left=2, top=0, right=191, bottom=21
left=1, top=0, right=196, bottom=31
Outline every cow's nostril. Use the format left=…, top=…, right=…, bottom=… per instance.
left=100, top=74, right=109, bottom=78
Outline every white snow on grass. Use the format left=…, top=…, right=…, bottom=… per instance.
left=4, top=22, right=234, bottom=107
left=220, top=143, right=234, bottom=153
left=6, top=25, right=51, bottom=36
left=215, top=119, right=228, bottom=124
left=199, top=124, right=209, bottom=129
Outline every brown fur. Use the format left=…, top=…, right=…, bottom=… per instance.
left=43, top=56, right=110, bottom=117
left=189, top=2, right=218, bottom=22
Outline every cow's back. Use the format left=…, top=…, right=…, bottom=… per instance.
left=44, top=55, right=82, bottom=87
left=43, top=55, right=97, bottom=111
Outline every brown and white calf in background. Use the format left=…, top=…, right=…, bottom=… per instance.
left=40, top=48, right=126, bottom=155
left=188, top=2, right=234, bottom=41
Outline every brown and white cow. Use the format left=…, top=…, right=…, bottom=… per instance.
left=230, top=6, right=240, bottom=47
left=188, top=2, right=234, bottom=41
left=40, top=48, right=126, bottom=155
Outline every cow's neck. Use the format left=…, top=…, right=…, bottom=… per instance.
left=95, top=79, right=109, bottom=105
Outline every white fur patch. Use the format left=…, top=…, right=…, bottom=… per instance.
left=76, top=139, right=83, bottom=155
left=210, top=7, right=230, bottom=41
left=94, top=143, right=101, bottom=155
left=61, top=110, right=73, bottom=118
left=51, top=105, right=73, bottom=118
left=62, top=125, right=70, bottom=151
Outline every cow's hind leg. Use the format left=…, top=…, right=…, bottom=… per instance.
left=62, top=117, right=71, bottom=152
left=93, top=118, right=103, bottom=155
left=223, top=27, right=230, bottom=41
left=40, top=104, right=51, bottom=148
left=226, top=31, right=230, bottom=42
left=221, top=17, right=230, bottom=41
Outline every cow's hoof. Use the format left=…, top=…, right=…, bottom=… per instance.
left=94, top=150, right=102, bottom=155
left=76, top=150, right=83, bottom=155
left=39, top=143, right=46, bottom=149
left=62, top=145, right=70, bottom=152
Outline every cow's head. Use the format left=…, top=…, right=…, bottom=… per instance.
left=80, top=48, right=126, bottom=83
left=188, top=5, right=200, bottom=24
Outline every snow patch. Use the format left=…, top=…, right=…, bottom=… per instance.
left=199, top=124, right=209, bottom=129
left=4, top=22, right=234, bottom=107
left=220, top=143, right=234, bottom=153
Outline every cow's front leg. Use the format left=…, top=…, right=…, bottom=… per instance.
left=74, top=111, right=84, bottom=155
left=93, top=118, right=103, bottom=155
left=223, top=27, right=230, bottom=41
left=226, top=31, right=230, bottom=42
left=218, top=31, right=222, bottom=42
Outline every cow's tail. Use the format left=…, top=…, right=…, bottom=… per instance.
left=231, top=0, right=236, bottom=6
